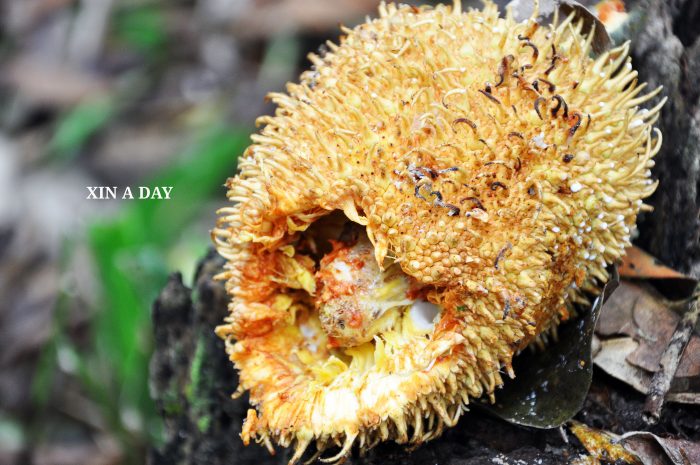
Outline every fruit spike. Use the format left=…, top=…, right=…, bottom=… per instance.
left=212, top=1, right=664, bottom=463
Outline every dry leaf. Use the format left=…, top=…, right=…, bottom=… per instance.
left=506, top=0, right=611, bottom=54
left=621, top=431, right=700, bottom=465
left=619, top=246, right=690, bottom=281
left=569, top=421, right=641, bottom=465
left=594, top=282, right=700, bottom=404
left=593, top=336, right=652, bottom=394
left=6, top=58, right=109, bottom=107
left=229, top=0, right=377, bottom=38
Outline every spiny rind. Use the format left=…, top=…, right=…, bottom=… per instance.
left=213, top=1, right=664, bottom=462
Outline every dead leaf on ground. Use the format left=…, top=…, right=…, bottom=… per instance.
left=619, top=246, right=691, bottom=281
left=32, top=434, right=122, bottom=465
left=569, top=421, right=700, bottom=465
left=569, top=421, right=641, bottom=465
left=621, top=431, right=700, bottom=465
left=228, top=0, right=378, bottom=38
left=592, top=337, right=652, bottom=394
left=594, top=281, right=700, bottom=404
left=506, top=0, right=612, bottom=54
left=5, top=59, right=110, bottom=107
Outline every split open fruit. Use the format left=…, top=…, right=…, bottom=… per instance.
left=212, top=1, right=664, bottom=462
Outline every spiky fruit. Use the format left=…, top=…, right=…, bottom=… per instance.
left=212, top=0, right=664, bottom=462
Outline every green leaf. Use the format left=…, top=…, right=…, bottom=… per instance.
left=113, top=6, right=167, bottom=56
left=85, top=125, right=248, bottom=439
left=50, top=98, right=115, bottom=159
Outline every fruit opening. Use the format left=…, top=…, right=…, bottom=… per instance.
left=274, top=210, right=443, bottom=385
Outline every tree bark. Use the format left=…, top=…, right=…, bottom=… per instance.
left=148, top=251, right=272, bottom=464
left=633, top=0, right=700, bottom=276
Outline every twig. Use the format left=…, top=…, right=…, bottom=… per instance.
left=558, top=425, right=569, bottom=444
left=643, top=283, right=700, bottom=424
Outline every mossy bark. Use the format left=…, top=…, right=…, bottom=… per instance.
left=148, top=251, right=286, bottom=464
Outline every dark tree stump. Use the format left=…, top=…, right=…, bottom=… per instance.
left=632, top=0, right=700, bottom=276
left=148, top=251, right=291, bottom=465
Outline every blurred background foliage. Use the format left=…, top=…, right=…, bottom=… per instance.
left=0, top=0, right=498, bottom=464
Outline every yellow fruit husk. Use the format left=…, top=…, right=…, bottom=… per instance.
left=212, top=1, right=664, bottom=462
